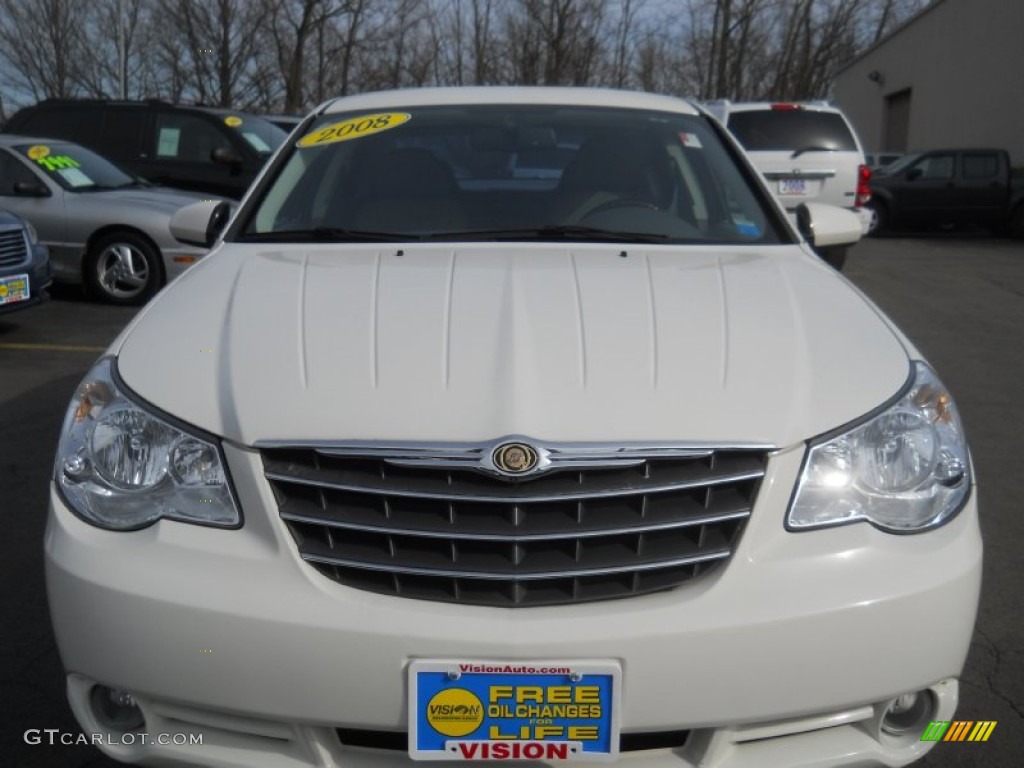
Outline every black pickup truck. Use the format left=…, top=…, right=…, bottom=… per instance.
left=866, top=148, right=1024, bottom=237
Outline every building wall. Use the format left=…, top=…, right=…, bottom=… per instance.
left=833, top=0, right=1024, bottom=166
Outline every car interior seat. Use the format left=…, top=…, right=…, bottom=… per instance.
left=348, top=148, right=467, bottom=233
left=554, top=136, right=675, bottom=223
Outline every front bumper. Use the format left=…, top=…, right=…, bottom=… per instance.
left=45, top=443, right=982, bottom=767
left=0, top=243, right=52, bottom=315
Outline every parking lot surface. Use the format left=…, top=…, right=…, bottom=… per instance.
left=1, top=237, right=1021, bottom=767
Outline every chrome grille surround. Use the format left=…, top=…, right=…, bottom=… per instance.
left=260, top=438, right=771, bottom=607
left=0, top=226, right=29, bottom=268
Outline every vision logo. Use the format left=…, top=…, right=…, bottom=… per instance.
left=921, top=720, right=997, bottom=742
left=426, top=688, right=483, bottom=737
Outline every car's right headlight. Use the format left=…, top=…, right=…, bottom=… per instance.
left=54, top=357, right=240, bottom=530
left=787, top=361, right=971, bottom=533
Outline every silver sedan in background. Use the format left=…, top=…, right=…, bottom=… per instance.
left=0, top=135, right=222, bottom=304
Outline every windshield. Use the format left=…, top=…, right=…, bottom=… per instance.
left=727, top=109, right=857, bottom=152
left=218, top=113, right=288, bottom=154
left=879, top=152, right=923, bottom=175
left=15, top=142, right=136, bottom=191
left=238, top=104, right=784, bottom=245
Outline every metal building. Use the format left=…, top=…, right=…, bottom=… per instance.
left=833, top=0, right=1024, bottom=165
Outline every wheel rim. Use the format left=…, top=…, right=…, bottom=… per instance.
left=96, top=243, right=149, bottom=299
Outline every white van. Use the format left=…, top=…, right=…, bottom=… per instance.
left=707, top=101, right=872, bottom=239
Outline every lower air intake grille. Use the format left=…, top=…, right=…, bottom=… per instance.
left=263, top=440, right=768, bottom=607
left=0, top=227, right=28, bottom=267
left=335, top=728, right=690, bottom=753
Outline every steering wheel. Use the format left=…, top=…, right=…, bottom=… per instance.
left=579, top=197, right=660, bottom=220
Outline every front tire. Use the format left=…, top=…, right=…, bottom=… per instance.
left=85, top=232, right=162, bottom=305
left=866, top=201, right=888, bottom=236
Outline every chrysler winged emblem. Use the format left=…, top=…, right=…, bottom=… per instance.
left=491, top=442, right=540, bottom=475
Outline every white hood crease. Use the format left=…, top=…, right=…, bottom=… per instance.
left=116, top=244, right=910, bottom=448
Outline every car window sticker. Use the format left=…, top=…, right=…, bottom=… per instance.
left=157, top=128, right=181, bottom=157
left=225, top=116, right=243, bottom=127
left=678, top=132, right=703, bottom=148
left=242, top=132, right=271, bottom=152
left=27, top=145, right=50, bottom=160
left=57, top=167, right=95, bottom=187
left=297, top=113, right=411, bottom=148
left=34, top=154, right=81, bottom=172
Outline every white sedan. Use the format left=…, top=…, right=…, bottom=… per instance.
left=47, top=87, right=978, bottom=768
left=0, top=135, right=220, bottom=303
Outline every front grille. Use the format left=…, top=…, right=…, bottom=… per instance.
left=263, top=441, right=768, bottom=607
left=0, top=227, right=28, bottom=267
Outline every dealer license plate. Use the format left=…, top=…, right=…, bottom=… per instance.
left=409, top=660, right=621, bottom=761
left=778, top=178, right=807, bottom=195
left=0, top=273, right=29, bottom=305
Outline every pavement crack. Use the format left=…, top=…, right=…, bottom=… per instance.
left=974, top=627, right=1024, bottom=722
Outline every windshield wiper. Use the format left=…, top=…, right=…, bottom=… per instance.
left=237, top=227, right=422, bottom=243
left=423, top=225, right=671, bottom=244
left=790, top=146, right=838, bottom=158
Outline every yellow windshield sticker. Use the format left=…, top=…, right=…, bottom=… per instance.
left=27, top=145, right=50, bottom=160
left=35, top=154, right=81, bottom=171
left=297, top=112, right=411, bottom=148
left=224, top=116, right=243, bottom=127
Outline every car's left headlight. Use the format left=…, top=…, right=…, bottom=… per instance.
left=54, top=357, right=240, bottom=530
left=788, top=361, right=970, bottom=533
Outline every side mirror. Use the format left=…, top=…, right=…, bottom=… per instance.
left=170, top=200, right=233, bottom=248
left=906, top=167, right=923, bottom=181
left=211, top=147, right=243, bottom=168
left=13, top=180, right=51, bottom=197
left=795, top=202, right=863, bottom=249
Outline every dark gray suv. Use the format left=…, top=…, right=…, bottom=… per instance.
left=3, top=100, right=287, bottom=199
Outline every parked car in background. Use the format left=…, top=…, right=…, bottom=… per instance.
left=866, top=152, right=903, bottom=170
left=46, top=86, right=978, bottom=768
left=0, top=207, right=51, bottom=315
left=867, top=148, right=1024, bottom=236
left=706, top=100, right=872, bottom=268
left=0, top=136, right=220, bottom=304
left=3, top=99, right=288, bottom=199
left=263, top=114, right=304, bottom=133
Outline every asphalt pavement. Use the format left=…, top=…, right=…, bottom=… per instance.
left=1, top=237, right=1021, bottom=767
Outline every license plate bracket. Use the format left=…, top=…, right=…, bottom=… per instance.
left=409, top=660, right=621, bottom=761
left=779, top=178, right=808, bottom=195
left=0, top=273, right=30, bottom=305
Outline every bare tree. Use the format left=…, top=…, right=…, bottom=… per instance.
left=0, top=0, right=937, bottom=111
left=74, top=0, right=152, bottom=98
left=265, top=0, right=350, bottom=112
left=320, top=0, right=374, bottom=97
left=0, top=0, right=87, bottom=100
left=470, top=0, right=503, bottom=83
left=153, top=0, right=270, bottom=107
left=504, top=0, right=607, bottom=86
left=609, top=0, right=644, bottom=87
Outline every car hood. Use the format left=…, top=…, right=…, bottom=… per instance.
left=88, top=186, right=213, bottom=213
left=0, top=209, right=25, bottom=228
left=116, top=243, right=910, bottom=448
